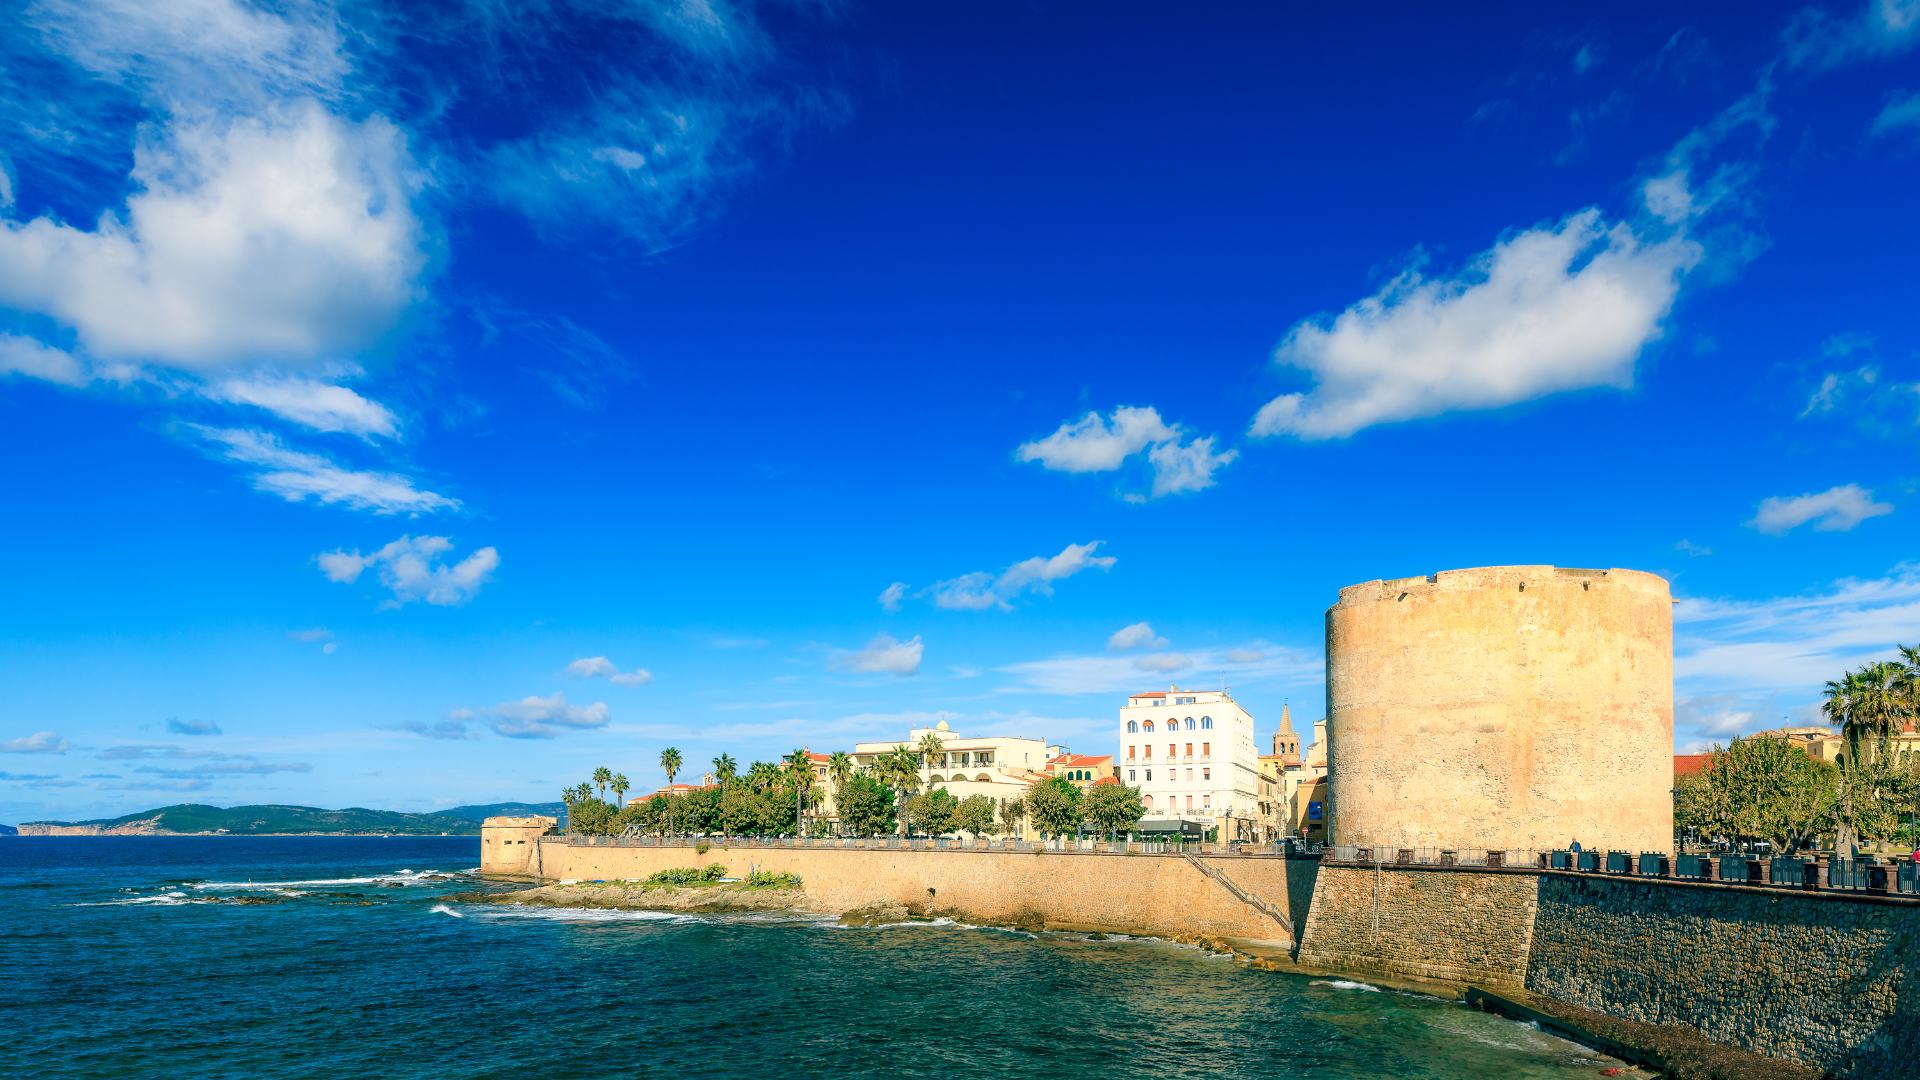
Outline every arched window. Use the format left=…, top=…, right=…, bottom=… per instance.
left=1142, top=720, right=1154, bottom=732
left=1185, top=717, right=1195, bottom=730
left=1142, top=794, right=1153, bottom=808
left=1201, top=716, right=1213, bottom=729
left=1126, top=720, right=1137, bottom=733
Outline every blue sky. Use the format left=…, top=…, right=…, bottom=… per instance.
left=2, top=1, right=1918, bottom=821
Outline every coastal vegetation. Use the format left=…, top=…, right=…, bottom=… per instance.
left=555, top=742, right=1147, bottom=842
left=1676, top=646, right=1920, bottom=854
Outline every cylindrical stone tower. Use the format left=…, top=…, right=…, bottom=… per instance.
left=1326, top=566, right=1672, bottom=854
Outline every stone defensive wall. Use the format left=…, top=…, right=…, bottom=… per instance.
left=503, top=834, right=1319, bottom=942
left=1299, top=862, right=1920, bottom=1080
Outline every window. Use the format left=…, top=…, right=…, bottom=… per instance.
left=1167, top=744, right=1175, bottom=758
left=1201, top=717, right=1212, bottom=729
left=1143, top=794, right=1153, bottom=808
left=1185, top=743, right=1193, bottom=757
left=1185, top=795, right=1194, bottom=810
left=1203, top=795, right=1211, bottom=809
left=1203, top=768, right=1210, bottom=781
left=1144, top=746, right=1152, bottom=759
left=1202, top=742, right=1210, bottom=757
left=1126, top=720, right=1137, bottom=733
left=1185, top=718, right=1195, bottom=730
left=1185, top=768, right=1192, bottom=781
left=1127, top=746, right=1135, bottom=760
left=1128, top=769, right=1136, bottom=781
left=1142, top=720, right=1154, bottom=732
left=1145, top=769, right=1152, bottom=781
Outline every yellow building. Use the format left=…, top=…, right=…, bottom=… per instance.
left=852, top=720, right=1053, bottom=808
left=1045, top=753, right=1116, bottom=791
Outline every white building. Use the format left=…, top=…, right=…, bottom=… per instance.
left=1118, top=686, right=1261, bottom=841
left=851, top=719, right=1054, bottom=811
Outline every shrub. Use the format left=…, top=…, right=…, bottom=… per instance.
left=642, top=863, right=728, bottom=889
left=695, top=840, right=712, bottom=855
left=743, top=870, right=802, bottom=889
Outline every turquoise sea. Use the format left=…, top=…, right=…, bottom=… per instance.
left=2, top=838, right=1621, bottom=1078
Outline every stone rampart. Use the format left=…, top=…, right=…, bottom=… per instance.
left=1525, top=873, right=1920, bottom=1080
left=524, top=840, right=1315, bottom=941
left=1295, top=864, right=1540, bottom=988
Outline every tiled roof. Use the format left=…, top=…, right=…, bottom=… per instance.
left=1048, top=753, right=1113, bottom=768
left=1673, top=753, right=1712, bottom=778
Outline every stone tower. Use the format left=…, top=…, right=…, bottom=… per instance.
left=1325, top=565, right=1673, bottom=854
left=1271, top=704, right=1302, bottom=765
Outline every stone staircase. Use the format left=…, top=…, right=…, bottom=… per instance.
left=1181, top=850, right=1294, bottom=940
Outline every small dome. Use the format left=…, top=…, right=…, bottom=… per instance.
left=935, top=719, right=950, bottom=731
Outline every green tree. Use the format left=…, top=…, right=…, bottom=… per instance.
left=592, top=766, right=613, bottom=802
left=903, top=788, right=959, bottom=837
left=916, top=731, right=947, bottom=775
left=718, top=782, right=761, bottom=839
left=1024, top=777, right=1083, bottom=840
left=1684, top=737, right=1836, bottom=854
left=747, top=760, right=782, bottom=793
left=659, top=747, right=684, bottom=834
left=999, top=796, right=1026, bottom=839
left=873, top=747, right=922, bottom=837
left=610, top=772, right=629, bottom=806
left=953, top=794, right=997, bottom=838
left=1084, top=782, right=1146, bottom=841
left=712, top=754, right=737, bottom=783
left=569, top=798, right=618, bottom=836
left=835, top=773, right=896, bottom=837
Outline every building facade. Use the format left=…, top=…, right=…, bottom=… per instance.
left=851, top=720, right=1053, bottom=810
left=1117, top=686, right=1261, bottom=841
left=1045, top=753, right=1116, bottom=791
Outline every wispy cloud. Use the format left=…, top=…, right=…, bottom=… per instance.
left=1, top=731, right=70, bottom=755
left=483, top=692, right=612, bottom=740
left=565, top=656, right=654, bottom=687
left=830, top=633, right=923, bottom=677
left=1782, top=0, right=1920, bottom=70
left=914, top=542, right=1116, bottom=613
left=388, top=717, right=477, bottom=741
left=1674, top=563, right=1920, bottom=692
left=1871, top=88, right=1920, bottom=135
left=878, top=582, right=907, bottom=613
left=202, top=375, right=400, bottom=439
left=317, top=535, right=498, bottom=608
left=164, top=718, right=222, bottom=737
left=1000, top=642, right=1322, bottom=697
left=1748, top=484, right=1892, bottom=534
left=194, top=427, right=458, bottom=514
left=94, top=743, right=307, bottom=777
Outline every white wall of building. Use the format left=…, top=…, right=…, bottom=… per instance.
left=1116, top=687, right=1260, bottom=839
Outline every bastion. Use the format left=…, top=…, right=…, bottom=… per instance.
left=1326, top=565, right=1672, bottom=854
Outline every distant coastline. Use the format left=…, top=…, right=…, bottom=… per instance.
left=8, top=801, right=563, bottom=838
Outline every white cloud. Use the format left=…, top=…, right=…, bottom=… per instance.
left=1018, top=405, right=1236, bottom=500
left=1871, top=89, right=1920, bottom=135
left=195, top=427, right=456, bottom=514
left=1017, top=406, right=1176, bottom=472
left=0, top=103, right=425, bottom=371
left=1252, top=209, right=1699, bottom=439
left=484, top=692, right=611, bottom=740
left=1132, top=652, right=1193, bottom=674
left=831, top=633, right=923, bottom=677
left=1144, top=436, right=1238, bottom=498
left=165, top=717, right=222, bottom=736
left=203, top=375, right=399, bottom=439
left=0, top=334, right=88, bottom=387
left=1783, top=0, right=1920, bottom=70
left=317, top=535, right=499, bottom=607
left=565, top=656, right=653, bottom=687
left=1107, top=621, right=1168, bottom=651
left=1001, top=642, right=1323, bottom=696
left=2, top=731, right=70, bottom=754
left=878, top=582, right=907, bottom=613
left=1674, top=563, right=1920, bottom=692
left=1749, top=484, right=1892, bottom=534
left=924, top=542, right=1117, bottom=612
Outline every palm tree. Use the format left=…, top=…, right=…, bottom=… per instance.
left=660, top=747, right=683, bottom=835
left=592, top=766, right=613, bottom=802
left=611, top=773, right=629, bottom=806
left=1826, top=663, right=1905, bottom=766
left=785, top=749, right=817, bottom=837
left=916, top=731, right=947, bottom=781
left=828, top=751, right=855, bottom=835
left=881, top=746, right=922, bottom=837
left=712, top=753, right=737, bottom=783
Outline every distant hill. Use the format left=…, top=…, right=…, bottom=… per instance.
left=442, top=801, right=566, bottom=822
left=0, top=823, right=16, bottom=836
left=17, top=803, right=494, bottom=837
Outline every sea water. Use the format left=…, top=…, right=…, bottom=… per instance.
left=0, top=837, right=1619, bottom=1078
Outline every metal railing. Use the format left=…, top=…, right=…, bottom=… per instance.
left=565, top=832, right=1307, bottom=857
left=1324, top=844, right=1920, bottom=898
